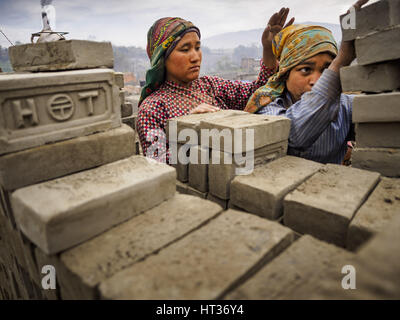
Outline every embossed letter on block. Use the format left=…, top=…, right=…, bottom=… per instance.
left=0, top=69, right=121, bottom=155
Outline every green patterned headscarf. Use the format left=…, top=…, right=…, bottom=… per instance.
left=245, top=24, right=338, bottom=113
left=139, top=17, right=201, bottom=106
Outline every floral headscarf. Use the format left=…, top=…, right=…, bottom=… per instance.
left=245, top=24, right=338, bottom=113
left=139, top=17, right=201, bottom=106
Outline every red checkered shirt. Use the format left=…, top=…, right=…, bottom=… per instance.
left=137, top=64, right=274, bottom=163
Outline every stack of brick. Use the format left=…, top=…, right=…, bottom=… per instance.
left=168, top=110, right=290, bottom=209
left=0, top=39, right=150, bottom=298
left=339, top=0, right=400, bottom=177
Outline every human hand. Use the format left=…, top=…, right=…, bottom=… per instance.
left=190, top=103, right=220, bottom=114
left=262, top=8, right=295, bottom=70
left=330, top=0, right=369, bottom=72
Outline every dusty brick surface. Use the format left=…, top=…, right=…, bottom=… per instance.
left=352, top=93, right=400, bottom=123
left=200, top=114, right=290, bottom=153
left=226, top=235, right=354, bottom=299
left=188, top=145, right=209, bottom=192
left=207, top=193, right=228, bottom=210
left=340, top=61, right=400, bottom=93
left=58, top=194, right=222, bottom=290
left=352, top=147, right=400, bottom=177
left=0, top=124, right=135, bottom=191
left=208, top=141, right=288, bottom=200
left=11, top=155, right=176, bottom=254
left=283, top=164, right=380, bottom=247
left=356, top=25, right=400, bottom=65
left=230, top=156, right=322, bottom=220
left=340, top=0, right=400, bottom=41
left=347, top=177, right=400, bottom=251
left=99, top=210, right=294, bottom=300
left=356, top=123, right=400, bottom=148
left=9, top=40, right=114, bottom=72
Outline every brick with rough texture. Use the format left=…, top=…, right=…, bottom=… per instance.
left=347, top=177, right=400, bottom=251
left=340, top=0, right=400, bottom=41
left=209, top=141, right=288, bottom=200
left=352, top=147, right=400, bottom=177
left=225, top=235, right=354, bottom=299
left=207, top=192, right=228, bottom=210
left=230, top=156, right=322, bottom=220
left=340, top=61, right=400, bottom=93
left=188, top=145, right=210, bottom=192
left=356, top=25, right=400, bottom=65
left=0, top=68, right=121, bottom=155
left=99, top=210, right=294, bottom=300
left=200, top=113, right=290, bottom=153
left=58, top=194, right=222, bottom=291
left=9, top=40, right=114, bottom=72
left=11, top=155, right=176, bottom=254
left=0, top=124, right=136, bottom=191
left=352, top=93, right=400, bottom=123
left=356, top=123, right=400, bottom=148
left=284, top=164, right=380, bottom=247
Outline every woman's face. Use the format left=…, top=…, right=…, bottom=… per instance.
left=165, top=32, right=202, bottom=86
left=285, top=52, right=334, bottom=102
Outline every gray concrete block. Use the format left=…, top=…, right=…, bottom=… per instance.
left=352, top=147, right=400, bottom=177
left=8, top=40, right=114, bottom=72
left=284, top=164, right=380, bottom=247
left=114, top=72, right=124, bottom=89
left=209, top=141, right=288, bottom=200
left=347, top=177, right=400, bottom=251
left=0, top=124, right=136, bottom=191
left=352, top=92, right=400, bottom=123
left=0, top=68, right=121, bottom=155
left=188, top=145, right=209, bottom=192
left=231, top=156, right=322, bottom=220
left=167, top=110, right=245, bottom=144
left=171, top=142, right=189, bottom=182
left=59, top=194, right=222, bottom=291
left=356, top=25, right=400, bottom=65
left=99, top=210, right=294, bottom=300
left=200, top=113, right=290, bottom=153
left=121, top=102, right=133, bottom=118
left=340, top=61, right=400, bottom=93
left=207, top=192, right=228, bottom=210
left=226, top=235, right=354, bottom=299
left=340, top=0, right=400, bottom=41
left=356, top=123, right=400, bottom=148
left=11, top=155, right=176, bottom=254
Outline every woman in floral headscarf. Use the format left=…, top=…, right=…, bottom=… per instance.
left=246, top=1, right=369, bottom=164
left=137, top=10, right=294, bottom=162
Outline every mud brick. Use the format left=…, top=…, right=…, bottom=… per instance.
left=188, top=145, right=210, bottom=192
left=114, top=72, right=124, bottom=89
left=167, top=110, right=245, bottom=144
left=208, top=141, right=288, bottom=200
left=226, top=235, right=354, bottom=299
left=200, top=113, right=290, bottom=153
left=99, top=210, right=294, bottom=300
left=230, top=156, right=322, bottom=220
left=340, top=0, right=400, bottom=41
left=356, top=123, right=400, bottom=148
left=0, top=124, right=135, bottom=191
left=207, top=193, right=228, bottom=210
left=171, top=143, right=190, bottom=182
left=58, top=194, right=222, bottom=294
left=284, top=164, right=380, bottom=247
left=121, top=102, right=133, bottom=118
left=352, top=147, right=400, bottom=177
left=121, top=114, right=137, bottom=131
left=340, top=61, right=400, bottom=93
left=347, top=177, right=400, bottom=251
left=0, top=68, right=121, bottom=155
left=352, top=92, right=400, bottom=123
left=356, top=25, right=400, bottom=65
left=125, top=95, right=139, bottom=114
left=8, top=40, right=114, bottom=72
left=11, top=155, right=176, bottom=254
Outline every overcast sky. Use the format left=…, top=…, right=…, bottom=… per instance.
left=0, top=0, right=378, bottom=48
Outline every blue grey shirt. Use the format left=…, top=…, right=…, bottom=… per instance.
left=257, top=69, right=354, bottom=164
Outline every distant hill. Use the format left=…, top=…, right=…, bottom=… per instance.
left=202, top=22, right=342, bottom=49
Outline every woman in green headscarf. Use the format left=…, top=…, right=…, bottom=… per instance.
left=137, top=10, right=293, bottom=162
left=246, top=0, right=369, bottom=164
